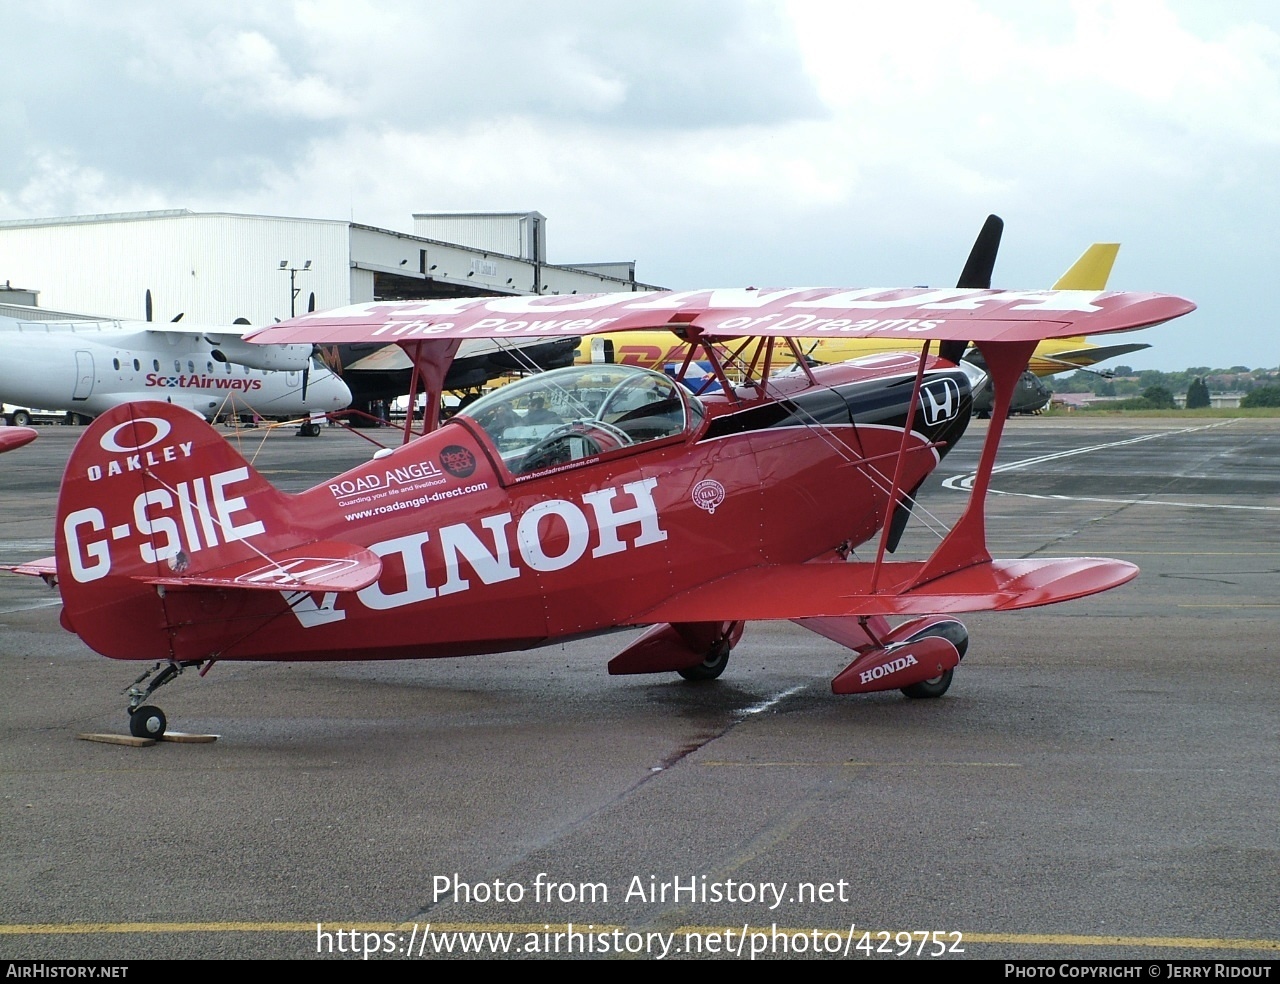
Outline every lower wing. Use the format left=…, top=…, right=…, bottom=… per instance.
left=632, top=557, right=1137, bottom=622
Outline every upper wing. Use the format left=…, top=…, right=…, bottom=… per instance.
left=244, top=288, right=1195, bottom=348
left=339, top=336, right=546, bottom=371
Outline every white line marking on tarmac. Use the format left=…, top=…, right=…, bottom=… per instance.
left=738, top=686, right=805, bottom=717
left=941, top=421, right=1280, bottom=509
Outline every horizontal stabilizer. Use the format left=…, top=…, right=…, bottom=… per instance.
left=136, top=540, right=382, bottom=593
left=0, top=427, right=38, bottom=453
left=635, top=557, right=1138, bottom=622
left=3, top=556, right=56, bottom=578
left=1038, top=341, right=1150, bottom=370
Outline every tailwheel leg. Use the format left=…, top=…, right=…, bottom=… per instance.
left=123, top=660, right=204, bottom=739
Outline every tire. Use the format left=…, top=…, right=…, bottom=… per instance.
left=678, top=641, right=730, bottom=681
left=900, top=668, right=954, bottom=699
left=10, top=409, right=31, bottom=427
left=129, top=705, right=167, bottom=739
left=897, top=619, right=967, bottom=699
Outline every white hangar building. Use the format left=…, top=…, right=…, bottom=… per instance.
left=0, top=209, right=661, bottom=324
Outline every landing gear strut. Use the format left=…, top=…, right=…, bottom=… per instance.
left=124, top=660, right=204, bottom=739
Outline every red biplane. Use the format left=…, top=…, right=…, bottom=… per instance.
left=10, top=222, right=1195, bottom=738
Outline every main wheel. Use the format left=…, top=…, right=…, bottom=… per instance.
left=896, top=619, right=966, bottom=699
left=678, top=640, right=730, bottom=681
left=129, top=705, right=167, bottom=739
left=900, top=668, right=954, bottom=699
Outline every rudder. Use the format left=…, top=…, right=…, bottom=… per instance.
left=55, top=401, right=292, bottom=660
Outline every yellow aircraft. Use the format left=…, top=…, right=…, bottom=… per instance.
left=575, top=244, right=1147, bottom=377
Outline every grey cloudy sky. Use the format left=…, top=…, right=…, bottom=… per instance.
left=3, top=0, right=1279, bottom=370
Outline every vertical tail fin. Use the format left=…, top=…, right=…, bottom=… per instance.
left=55, top=402, right=292, bottom=659
left=1052, top=243, right=1120, bottom=290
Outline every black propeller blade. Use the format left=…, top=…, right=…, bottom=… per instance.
left=145, top=288, right=183, bottom=323
left=956, top=214, right=1003, bottom=290
left=887, top=216, right=1002, bottom=548
left=940, top=214, right=1003, bottom=364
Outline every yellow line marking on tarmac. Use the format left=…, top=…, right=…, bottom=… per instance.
left=1177, top=604, right=1280, bottom=609
left=1, top=922, right=576, bottom=935
left=1115, top=551, right=1280, bottom=556
left=935, top=932, right=1280, bottom=952
left=2, top=922, right=1277, bottom=952
left=680, top=927, right=1280, bottom=952
left=700, top=761, right=1022, bottom=768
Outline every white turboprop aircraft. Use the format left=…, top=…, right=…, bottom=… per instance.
left=0, top=311, right=350, bottom=430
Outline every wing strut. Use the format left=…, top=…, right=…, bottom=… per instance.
left=870, top=341, right=931, bottom=592
left=908, top=338, right=1037, bottom=588
left=399, top=338, right=462, bottom=442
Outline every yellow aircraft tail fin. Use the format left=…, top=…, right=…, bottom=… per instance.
left=1052, top=243, right=1120, bottom=290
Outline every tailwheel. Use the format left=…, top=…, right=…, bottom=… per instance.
left=678, top=639, right=731, bottom=681
left=900, top=668, right=954, bottom=699
left=129, top=705, right=167, bottom=739
left=124, top=659, right=204, bottom=739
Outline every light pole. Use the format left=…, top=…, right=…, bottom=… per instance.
left=279, top=259, right=312, bottom=318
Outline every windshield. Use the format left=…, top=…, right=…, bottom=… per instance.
left=461, top=365, right=700, bottom=476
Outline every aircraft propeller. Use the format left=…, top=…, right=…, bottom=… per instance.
left=301, top=293, right=318, bottom=399
left=143, top=289, right=182, bottom=322
left=886, top=214, right=1003, bottom=553
left=940, top=214, right=1003, bottom=364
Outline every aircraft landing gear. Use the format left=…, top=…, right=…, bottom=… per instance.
left=898, top=619, right=968, bottom=699
left=124, top=660, right=204, bottom=739
left=676, top=621, right=744, bottom=682
left=129, top=705, right=167, bottom=739
left=678, top=638, right=731, bottom=681
left=900, top=668, right=954, bottom=699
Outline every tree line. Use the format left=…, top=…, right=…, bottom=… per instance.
left=1051, top=366, right=1280, bottom=409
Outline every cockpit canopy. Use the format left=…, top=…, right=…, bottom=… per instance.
left=461, top=365, right=703, bottom=476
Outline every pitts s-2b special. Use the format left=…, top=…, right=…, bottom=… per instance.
left=8, top=219, right=1195, bottom=737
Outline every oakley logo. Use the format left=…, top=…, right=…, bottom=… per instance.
left=98, top=418, right=173, bottom=454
